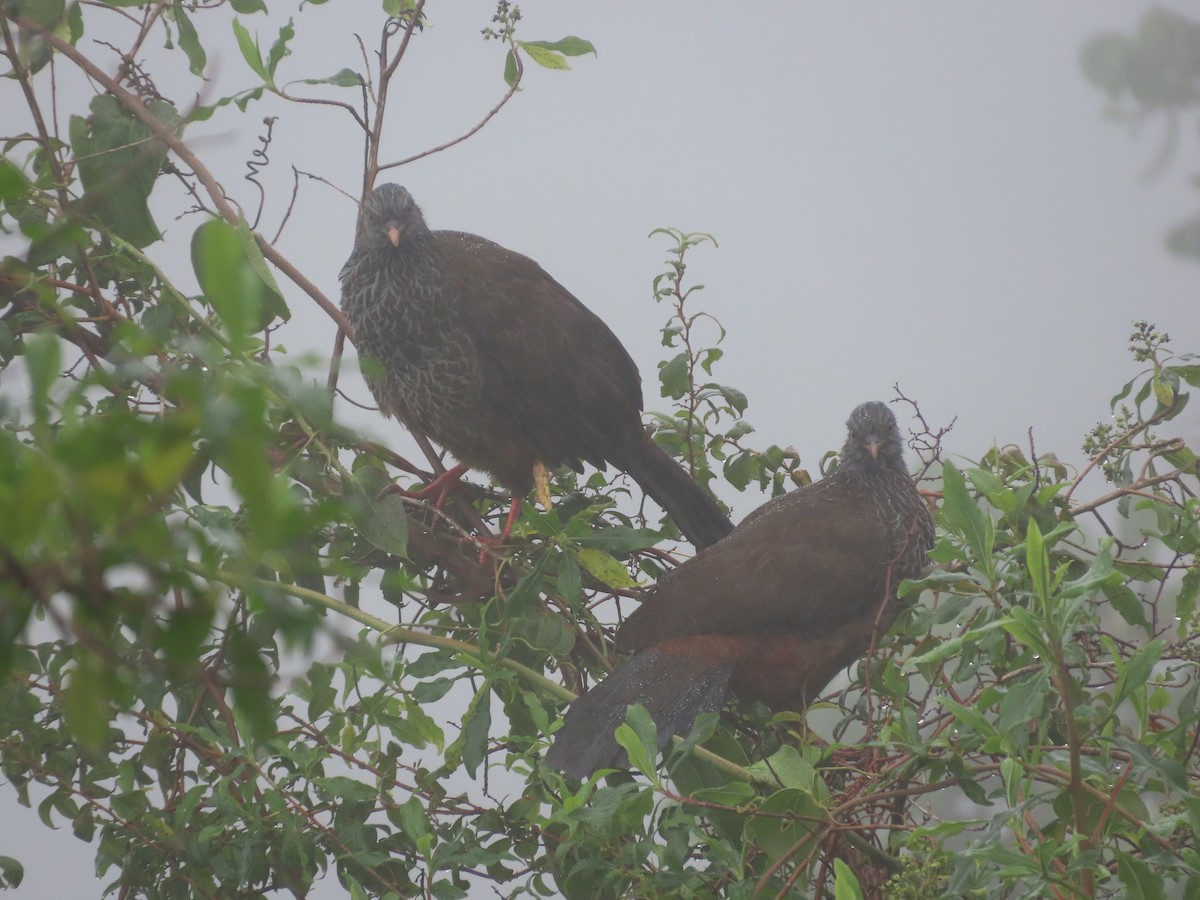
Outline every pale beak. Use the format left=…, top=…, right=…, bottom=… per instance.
left=866, top=437, right=880, bottom=459
left=387, top=226, right=402, bottom=247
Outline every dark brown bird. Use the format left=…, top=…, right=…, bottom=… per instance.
left=544, top=401, right=935, bottom=779
left=339, top=184, right=733, bottom=549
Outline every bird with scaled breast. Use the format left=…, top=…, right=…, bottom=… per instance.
left=544, top=401, right=935, bottom=779
left=339, top=184, right=733, bottom=550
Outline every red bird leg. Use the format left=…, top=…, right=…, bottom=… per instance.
left=480, top=462, right=542, bottom=560
left=379, top=462, right=470, bottom=507
left=415, top=462, right=470, bottom=506
left=499, top=496, right=522, bottom=542
left=474, top=496, right=521, bottom=564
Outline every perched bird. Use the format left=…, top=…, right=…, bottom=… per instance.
left=544, top=401, right=935, bottom=779
left=339, top=184, right=733, bottom=549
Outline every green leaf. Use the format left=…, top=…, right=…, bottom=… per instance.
left=72, top=804, right=95, bottom=842
left=170, top=4, right=207, bottom=76
left=344, top=467, right=409, bottom=558
left=521, top=36, right=597, bottom=57
left=230, top=0, right=268, bottom=12
left=658, top=352, right=690, bottom=399
left=191, top=217, right=289, bottom=343
left=313, top=776, right=376, bottom=805
left=940, top=461, right=993, bottom=567
left=412, top=677, right=457, bottom=704
left=1025, top=519, right=1049, bottom=606
left=570, top=547, right=637, bottom=589
left=1152, top=367, right=1178, bottom=407
left=947, top=756, right=992, bottom=806
left=299, top=68, right=363, bottom=87
left=1116, top=852, right=1160, bottom=900
left=0, top=158, right=31, bottom=200
left=68, top=95, right=178, bottom=248
left=64, top=0, right=82, bottom=41
left=1111, top=640, right=1164, bottom=713
left=745, top=788, right=824, bottom=863
left=1000, top=756, right=1022, bottom=808
left=1059, top=538, right=1120, bottom=602
left=397, top=794, right=430, bottom=847
left=191, top=218, right=255, bottom=343
left=518, top=41, right=570, bottom=72
left=228, top=630, right=274, bottom=740
left=11, top=0, right=66, bottom=27
left=460, top=687, right=492, bottom=778
left=1177, top=569, right=1200, bottom=632
left=502, top=49, right=518, bottom=87
left=746, top=745, right=823, bottom=793
left=555, top=553, right=582, bottom=607
left=0, top=856, right=24, bottom=890
left=161, top=604, right=215, bottom=664
left=700, top=347, right=723, bottom=374
left=940, top=698, right=998, bottom=741
left=64, top=651, right=110, bottom=751
left=232, top=220, right=289, bottom=321
left=1109, top=375, right=1138, bottom=409
left=266, top=19, right=295, bottom=81
left=8, top=0, right=65, bottom=75
left=572, top=526, right=661, bottom=552
left=614, top=704, right=658, bottom=780
left=1113, top=736, right=1187, bottom=791
left=669, top=710, right=722, bottom=763
left=907, top=620, right=1006, bottom=669
left=1174, top=364, right=1200, bottom=389
left=723, top=449, right=757, bottom=491
left=833, top=859, right=865, bottom=900
left=23, top=332, right=61, bottom=423
left=1002, top=605, right=1052, bottom=658
left=232, top=18, right=267, bottom=79
left=510, top=614, right=575, bottom=656
left=504, top=554, right=551, bottom=617
left=997, top=671, right=1048, bottom=738
left=714, top=383, right=748, bottom=415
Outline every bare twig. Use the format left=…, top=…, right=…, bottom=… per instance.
left=377, top=57, right=524, bottom=173
left=16, top=13, right=354, bottom=338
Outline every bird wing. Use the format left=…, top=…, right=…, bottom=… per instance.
left=437, top=232, right=644, bottom=469
left=616, top=481, right=895, bottom=652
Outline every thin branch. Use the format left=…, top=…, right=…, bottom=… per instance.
left=274, top=87, right=367, bottom=131
left=1070, top=467, right=1195, bottom=516
left=377, top=57, right=524, bottom=172
left=16, top=13, right=354, bottom=338
left=366, top=1, right=427, bottom=187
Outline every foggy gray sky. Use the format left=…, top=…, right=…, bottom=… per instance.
left=2, top=2, right=1197, bottom=896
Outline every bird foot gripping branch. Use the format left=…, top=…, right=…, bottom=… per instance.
left=377, top=461, right=471, bottom=508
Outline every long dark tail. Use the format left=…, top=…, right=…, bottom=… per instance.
left=615, top=432, right=733, bottom=550
left=544, top=650, right=733, bottom=780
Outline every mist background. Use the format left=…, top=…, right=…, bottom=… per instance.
left=2, top=2, right=1196, bottom=896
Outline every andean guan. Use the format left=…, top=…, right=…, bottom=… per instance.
left=339, top=184, right=733, bottom=550
left=544, top=401, right=935, bottom=779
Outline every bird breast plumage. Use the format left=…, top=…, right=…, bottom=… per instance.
left=343, top=246, right=487, bottom=442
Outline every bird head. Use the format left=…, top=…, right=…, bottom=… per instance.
left=361, top=183, right=428, bottom=249
left=841, top=401, right=906, bottom=473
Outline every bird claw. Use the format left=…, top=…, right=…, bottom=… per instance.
left=472, top=497, right=522, bottom=564
left=378, top=462, right=470, bottom=508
